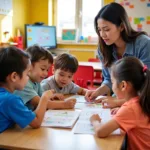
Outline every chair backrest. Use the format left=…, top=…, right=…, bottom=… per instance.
left=73, top=65, right=94, bottom=88
left=88, top=58, right=100, bottom=62
left=88, top=58, right=102, bottom=79
left=47, top=65, right=54, bottom=77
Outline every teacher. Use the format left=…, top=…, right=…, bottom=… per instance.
left=85, top=2, right=150, bottom=108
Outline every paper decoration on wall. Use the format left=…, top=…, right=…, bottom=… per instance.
left=147, top=3, right=150, bottom=7
left=115, top=0, right=150, bottom=35
left=129, top=17, right=132, bottom=22
left=147, top=16, right=150, bottom=24
left=134, top=18, right=140, bottom=24
left=0, top=0, right=13, bottom=16
left=129, top=5, right=134, bottom=8
left=118, top=0, right=134, bottom=8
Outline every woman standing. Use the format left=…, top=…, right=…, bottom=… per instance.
left=85, top=2, right=150, bottom=108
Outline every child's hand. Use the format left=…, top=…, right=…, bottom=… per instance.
left=42, top=90, right=55, bottom=100
left=90, top=114, right=101, bottom=124
left=50, top=93, right=64, bottom=100
left=64, top=98, right=76, bottom=109
left=111, top=107, right=120, bottom=115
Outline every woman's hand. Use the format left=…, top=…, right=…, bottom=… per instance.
left=101, top=96, right=118, bottom=108
left=102, top=97, right=125, bottom=108
left=85, top=90, right=99, bottom=102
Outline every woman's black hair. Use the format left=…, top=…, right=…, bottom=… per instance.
left=94, top=2, right=147, bottom=67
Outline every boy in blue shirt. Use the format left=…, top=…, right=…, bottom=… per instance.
left=0, top=47, right=54, bottom=133
left=14, top=45, right=76, bottom=110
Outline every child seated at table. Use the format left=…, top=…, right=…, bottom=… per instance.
left=41, top=53, right=87, bottom=100
left=0, top=47, right=54, bottom=133
left=14, top=45, right=76, bottom=110
left=90, top=57, right=150, bottom=150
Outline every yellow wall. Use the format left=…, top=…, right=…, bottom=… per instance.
left=104, top=0, right=114, bottom=5
left=29, top=0, right=49, bottom=25
left=57, top=43, right=98, bottom=61
left=0, top=0, right=114, bottom=56
left=0, top=0, right=30, bottom=42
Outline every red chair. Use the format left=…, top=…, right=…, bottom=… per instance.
left=88, top=58, right=102, bottom=84
left=73, top=65, right=97, bottom=90
left=47, top=65, right=54, bottom=77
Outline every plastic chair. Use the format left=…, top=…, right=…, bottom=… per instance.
left=47, top=65, right=54, bottom=77
left=73, top=65, right=97, bottom=90
left=88, top=58, right=102, bottom=84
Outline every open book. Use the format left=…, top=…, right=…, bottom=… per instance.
left=41, top=110, right=80, bottom=128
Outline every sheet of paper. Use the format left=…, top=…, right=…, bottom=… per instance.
left=75, top=103, right=102, bottom=109
left=41, top=110, right=80, bottom=128
left=65, top=95, right=93, bottom=103
left=74, top=108, right=120, bottom=135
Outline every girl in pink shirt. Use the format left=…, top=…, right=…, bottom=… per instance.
left=90, top=57, right=150, bottom=150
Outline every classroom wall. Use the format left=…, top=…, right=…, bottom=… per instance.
left=0, top=0, right=30, bottom=42
left=104, top=0, right=114, bottom=5
left=29, top=0, right=49, bottom=25
left=0, top=0, right=113, bottom=52
left=115, top=0, right=150, bottom=35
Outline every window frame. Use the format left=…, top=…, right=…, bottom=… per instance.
left=53, top=0, right=104, bottom=43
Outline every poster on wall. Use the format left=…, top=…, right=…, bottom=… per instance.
left=0, top=0, right=13, bottom=16
left=115, top=0, right=150, bottom=36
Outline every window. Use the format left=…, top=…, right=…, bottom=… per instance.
left=54, top=0, right=103, bottom=42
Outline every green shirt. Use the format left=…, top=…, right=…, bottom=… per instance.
left=14, top=79, right=43, bottom=110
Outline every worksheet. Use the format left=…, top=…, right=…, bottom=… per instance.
left=65, top=95, right=105, bottom=103
left=41, top=110, right=80, bottom=128
left=74, top=108, right=120, bottom=135
left=65, top=95, right=88, bottom=103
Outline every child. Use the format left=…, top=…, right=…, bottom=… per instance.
left=0, top=47, right=54, bottom=133
left=41, top=53, right=87, bottom=99
left=14, top=45, right=76, bottom=110
left=90, top=57, right=150, bottom=150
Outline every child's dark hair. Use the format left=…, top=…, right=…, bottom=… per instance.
left=0, top=46, right=29, bottom=82
left=94, top=2, right=147, bottom=67
left=26, top=45, right=53, bottom=64
left=54, top=53, right=78, bottom=73
left=111, top=57, right=150, bottom=117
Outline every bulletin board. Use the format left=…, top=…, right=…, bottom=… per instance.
left=0, top=0, right=12, bottom=16
left=115, top=0, right=150, bottom=35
